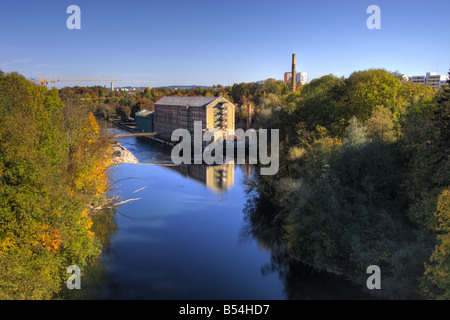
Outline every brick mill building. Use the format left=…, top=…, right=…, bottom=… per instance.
left=154, top=96, right=235, bottom=140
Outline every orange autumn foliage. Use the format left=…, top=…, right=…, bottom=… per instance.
left=80, top=209, right=95, bottom=239
left=31, top=225, right=62, bottom=253
left=69, top=112, right=111, bottom=196
left=83, top=112, right=100, bottom=143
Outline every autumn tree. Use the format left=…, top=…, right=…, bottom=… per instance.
left=0, top=72, right=111, bottom=299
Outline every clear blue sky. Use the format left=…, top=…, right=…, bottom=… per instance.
left=1, top=0, right=449, bottom=88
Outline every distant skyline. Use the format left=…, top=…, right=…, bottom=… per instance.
left=1, top=0, right=449, bottom=88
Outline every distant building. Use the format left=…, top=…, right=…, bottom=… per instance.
left=283, top=72, right=291, bottom=83
left=284, top=71, right=307, bottom=85
left=153, top=96, right=235, bottom=140
left=411, top=72, right=449, bottom=89
left=296, top=72, right=308, bottom=85
left=411, top=76, right=426, bottom=85
left=135, top=110, right=154, bottom=133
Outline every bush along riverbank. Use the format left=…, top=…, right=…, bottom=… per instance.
left=0, top=71, right=116, bottom=299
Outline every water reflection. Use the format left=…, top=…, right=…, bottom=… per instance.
left=165, top=163, right=235, bottom=194
left=70, top=127, right=377, bottom=300
left=91, top=163, right=288, bottom=299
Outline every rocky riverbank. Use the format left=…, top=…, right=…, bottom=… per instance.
left=111, top=141, right=139, bottom=166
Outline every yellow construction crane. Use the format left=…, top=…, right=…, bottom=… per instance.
left=26, top=77, right=122, bottom=90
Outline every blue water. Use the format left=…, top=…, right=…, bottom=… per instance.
left=86, top=130, right=372, bottom=300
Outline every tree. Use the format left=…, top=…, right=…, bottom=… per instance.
left=143, top=87, right=152, bottom=99
left=239, top=67, right=448, bottom=298
left=403, top=83, right=450, bottom=228
left=252, top=93, right=283, bottom=131
left=0, top=72, right=110, bottom=299
left=295, top=74, right=344, bottom=135
left=364, top=105, right=397, bottom=142
left=422, top=189, right=450, bottom=299
left=336, top=69, right=403, bottom=124
left=255, top=78, right=289, bottom=103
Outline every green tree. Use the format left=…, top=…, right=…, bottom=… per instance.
left=422, top=189, right=450, bottom=299
left=253, top=93, right=281, bottom=129
left=255, top=78, right=289, bottom=103
left=403, top=83, right=450, bottom=228
left=364, top=105, right=397, bottom=142
left=336, top=69, right=404, bottom=124
left=296, top=74, right=344, bottom=135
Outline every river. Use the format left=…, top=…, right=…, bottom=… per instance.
left=80, top=127, right=373, bottom=300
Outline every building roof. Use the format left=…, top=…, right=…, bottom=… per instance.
left=154, top=96, right=219, bottom=107
left=135, top=110, right=154, bottom=117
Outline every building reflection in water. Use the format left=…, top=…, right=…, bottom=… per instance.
left=164, top=162, right=237, bottom=194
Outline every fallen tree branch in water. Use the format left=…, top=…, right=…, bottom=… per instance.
left=111, top=198, right=141, bottom=206
left=86, top=195, right=141, bottom=212
left=133, top=186, right=147, bottom=193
